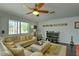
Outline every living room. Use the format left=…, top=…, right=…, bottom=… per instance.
left=0, top=3, right=79, bottom=56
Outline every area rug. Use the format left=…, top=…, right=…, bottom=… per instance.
left=76, top=45, right=79, bottom=56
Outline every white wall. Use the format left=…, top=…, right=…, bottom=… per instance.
left=0, top=13, right=37, bottom=37
left=38, top=16, right=79, bottom=44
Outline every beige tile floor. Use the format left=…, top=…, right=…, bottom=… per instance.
left=0, top=42, right=7, bottom=56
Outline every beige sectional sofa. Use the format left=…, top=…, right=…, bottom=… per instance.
left=1, top=35, right=66, bottom=56
left=1, top=35, right=38, bottom=56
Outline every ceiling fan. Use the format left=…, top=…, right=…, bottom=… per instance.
left=23, top=3, right=56, bottom=16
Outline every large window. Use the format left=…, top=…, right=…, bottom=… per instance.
left=21, top=22, right=29, bottom=33
left=9, top=20, right=29, bottom=35
left=9, top=20, right=18, bottom=34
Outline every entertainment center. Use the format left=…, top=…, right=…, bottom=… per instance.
left=46, top=31, right=60, bottom=43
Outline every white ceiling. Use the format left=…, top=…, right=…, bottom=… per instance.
left=0, top=3, right=79, bottom=22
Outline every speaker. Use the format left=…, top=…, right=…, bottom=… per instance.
left=2, top=30, right=5, bottom=34
left=34, top=25, right=37, bottom=29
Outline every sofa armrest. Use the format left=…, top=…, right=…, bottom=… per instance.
left=1, top=41, right=13, bottom=56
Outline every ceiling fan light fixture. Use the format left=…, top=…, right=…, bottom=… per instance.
left=33, top=11, right=39, bottom=16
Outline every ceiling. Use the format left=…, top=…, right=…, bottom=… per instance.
left=0, top=3, right=79, bottom=22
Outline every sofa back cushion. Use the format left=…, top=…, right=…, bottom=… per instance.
left=3, top=37, right=16, bottom=48
left=4, top=37, right=13, bottom=42
left=14, top=36, right=20, bottom=42
left=20, top=36, right=26, bottom=41
left=5, top=43, right=16, bottom=48
left=25, top=35, right=33, bottom=40
left=28, top=35, right=33, bottom=39
left=14, top=35, right=34, bottom=42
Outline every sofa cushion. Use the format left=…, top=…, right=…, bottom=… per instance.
left=4, top=37, right=13, bottom=42
left=20, top=40, right=34, bottom=48
left=28, top=35, right=33, bottom=39
left=24, top=46, right=32, bottom=51
left=14, top=36, right=20, bottom=42
left=20, top=36, right=26, bottom=41
left=4, top=41, right=16, bottom=48
left=24, top=49, right=32, bottom=56
left=5, top=44, right=16, bottom=48
left=40, top=42, right=51, bottom=54
left=45, top=44, right=61, bottom=55
left=9, top=48, right=24, bottom=56
left=25, top=35, right=33, bottom=40
left=31, top=52, right=43, bottom=56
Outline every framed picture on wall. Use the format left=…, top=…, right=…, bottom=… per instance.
left=75, top=21, right=79, bottom=29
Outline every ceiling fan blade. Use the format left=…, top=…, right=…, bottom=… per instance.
left=26, top=12, right=32, bottom=14
left=38, top=10, right=49, bottom=13
left=49, top=11, right=56, bottom=14
left=35, top=3, right=45, bottom=9
left=22, top=4, right=33, bottom=10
